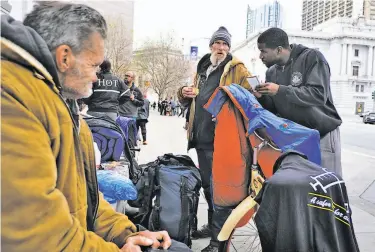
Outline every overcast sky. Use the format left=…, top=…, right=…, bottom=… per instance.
left=8, top=0, right=303, bottom=55
left=133, top=0, right=303, bottom=55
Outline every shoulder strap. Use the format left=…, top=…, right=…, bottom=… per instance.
left=178, top=177, right=189, bottom=244
left=138, top=164, right=157, bottom=225
left=124, top=140, right=141, bottom=184
left=151, top=166, right=162, bottom=230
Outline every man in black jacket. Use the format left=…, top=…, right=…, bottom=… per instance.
left=254, top=151, right=359, bottom=251
left=118, top=71, right=144, bottom=119
left=118, top=71, right=144, bottom=148
left=254, top=27, right=343, bottom=175
left=85, top=59, right=128, bottom=121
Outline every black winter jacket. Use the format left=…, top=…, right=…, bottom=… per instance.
left=85, top=71, right=128, bottom=113
left=118, top=83, right=144, bottom=118
left=255, top=151, right=359, bottom=252
left=193, top=54, right=232, bottom=150
left=258, top=44, right=342, bottom=137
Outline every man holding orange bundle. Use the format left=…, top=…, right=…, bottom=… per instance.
left=177, top=26, right=252, bottom=252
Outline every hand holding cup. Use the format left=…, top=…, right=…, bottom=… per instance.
left=182, top=86, right=198, bottom=98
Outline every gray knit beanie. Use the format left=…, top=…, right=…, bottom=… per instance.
left=209, top=26, right=232, bottom=48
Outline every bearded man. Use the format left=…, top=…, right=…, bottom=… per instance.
left=177, top=26, right=252, bottom=252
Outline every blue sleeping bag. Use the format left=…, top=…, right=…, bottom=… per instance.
left=97, top=170, right=137, bottom=203
left=116, top=116, right=137, bottom=142
left=204, top=84, right=321, bottom=165
left=84, top=115, right=125, bottom=162
left=91, top=127, right=124, bottom=162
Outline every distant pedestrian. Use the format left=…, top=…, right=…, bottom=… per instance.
left=175, top=102, right=180, bottom=115
left=158, top=100, right=162, bottom=112
left=165, top=103, right=172, bottom=116
left=160, top=99, right=168, bottom=116
left=137, top=95, right=150, bottom=145
left=178, top=102, right=186, bottom=118
left=170, top=98, right=177, bottom=116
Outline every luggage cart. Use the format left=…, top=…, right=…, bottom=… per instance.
left=218, top=130, right=281, bottom=252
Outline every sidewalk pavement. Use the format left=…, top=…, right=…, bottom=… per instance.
left=138, top=110, right=375, bottom=252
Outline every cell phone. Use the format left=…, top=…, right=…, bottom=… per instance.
left=247, top=76, right=260, bottom=90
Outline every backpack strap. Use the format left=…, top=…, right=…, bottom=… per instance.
left=137, top=168, right=150, bottom=214
left=124, top=140, right=141, bottom=184
left=192, top=183, right=201, bottom=233
left=139, top=166, right=157, bottom=225
left=151, top=166, right=162, bottom=230
left=178, top=177, right=189, bottom=244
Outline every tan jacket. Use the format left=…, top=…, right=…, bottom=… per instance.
left=1, top=37, right=137, bottom=251
left=177, top=55, right=252, bottom=149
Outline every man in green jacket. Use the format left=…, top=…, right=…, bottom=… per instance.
left=1, top=2, right=190, bottom=252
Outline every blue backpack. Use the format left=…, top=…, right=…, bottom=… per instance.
left=116, top=116, right=138, bottom=149
left=129, top=154, right=201, bottom=248
left=84, top=115, right=141, bottom=183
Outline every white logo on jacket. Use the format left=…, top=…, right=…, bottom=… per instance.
left=291, top=72, right=303, bottom=86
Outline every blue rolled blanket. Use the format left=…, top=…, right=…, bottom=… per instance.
left=97, top=170, right=137, bottom=203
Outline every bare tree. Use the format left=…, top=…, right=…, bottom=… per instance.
left=133, top=33, right=192, bottom=99
left=105, top=16, right=133, bottom=78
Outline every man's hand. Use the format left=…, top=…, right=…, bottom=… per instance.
left=130, top=94, right=135, bottom=101
left=250, top=89, right=262, bottom=98
left=255, top=82, right=280, bottom=96
left=138, top=230, right=172, bottom=250
left=120, top=235, right=153, bottom=252
left=182, top=87, right=197, bottom=98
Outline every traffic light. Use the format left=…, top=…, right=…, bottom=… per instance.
left=372, top=91, right=375, bottom=100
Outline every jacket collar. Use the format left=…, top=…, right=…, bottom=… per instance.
left=1, top=37, right=59, bottom=93
left=129, top=82, right=135, bottom=90
left=219, top=56, right=245, bottom=84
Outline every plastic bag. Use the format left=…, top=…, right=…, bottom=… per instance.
left=101, top=160, right=130, bottom=178
left=97, top=170, right=137, bottom=202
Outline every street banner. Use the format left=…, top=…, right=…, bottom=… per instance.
left=190, top=46, right=198, bottom=61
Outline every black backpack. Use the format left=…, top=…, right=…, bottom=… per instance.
left=128, top=154, right=201, bottom=247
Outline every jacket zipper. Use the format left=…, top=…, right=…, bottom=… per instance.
left=90, top=141, right=100, bottom=224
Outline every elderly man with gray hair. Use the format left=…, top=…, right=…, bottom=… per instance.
left=1, top=2, right=190, bottom=252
